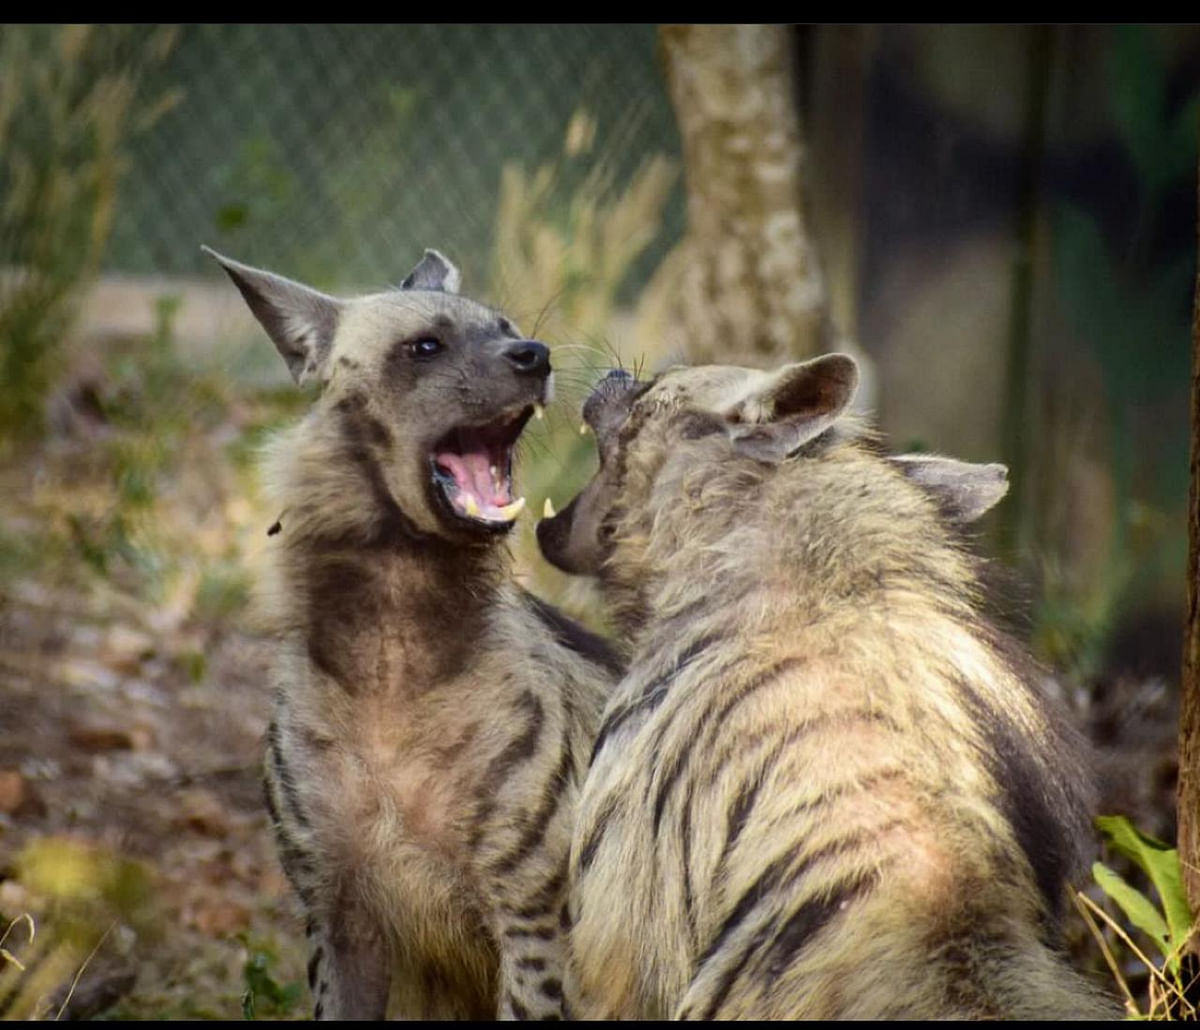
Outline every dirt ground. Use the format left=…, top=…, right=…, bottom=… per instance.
left=0, top=596, right=303, bottom=1019
left=0, top=311, right=310, bottom=1018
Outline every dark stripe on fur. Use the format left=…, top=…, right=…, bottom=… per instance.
left=651, top=656, right=806, bottom=832
left=680, top=780, right=698, bottom=943
left=589, top=693, right=666, bottom=767
left=590, top=633, right=720, bottom=765
left=710, top=656, right=809, bottom=729
left=306, top=946, right=323, bottom=988
left=696, top=845, right=887, bottom=1019
left=954, top=678, right=1069, bottom=924
left=504, top=924, right=557, bottom=941
left=765, top=868, right=881, bottom=978
left=639, top=633, right=720, bottom=705
left=334, top=393, right=422, bottom=545
left=267, top=720, right=310, bottom=828
left=525, top=593, right=624, bottom=677
left=577, top=793, right=619, bottom=873
left=510, top=864, right=569, bottom=922
left=696, top=827, right=892, bottom=989
left=721, top=768, right=767, bottom=871
left=261, top=767, right=283, bottom=827
left=491, top=728, right=573, bottom=877
left=694, top=853, right=791, bottom=978
left=468, top=691, right=546, bottom=849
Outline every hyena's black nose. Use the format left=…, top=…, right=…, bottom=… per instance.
left=504, top=340, right=551, bottom=377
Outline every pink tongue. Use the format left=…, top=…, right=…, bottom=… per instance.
left=436, top=452, right=511, bottom=507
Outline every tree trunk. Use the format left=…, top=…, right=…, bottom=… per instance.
left=1180, top=153, right=1200, bottom=949
left=645, top=25, right=831, bottom=368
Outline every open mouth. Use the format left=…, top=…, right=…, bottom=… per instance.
left=431, top=407, right=533, bottom=528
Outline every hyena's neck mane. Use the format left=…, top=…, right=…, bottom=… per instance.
left=258, top=416, right=508, bottom=691
left=616, top=434, right=985, bottom=641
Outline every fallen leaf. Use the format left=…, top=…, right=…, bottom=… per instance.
left=68, top=724, right=136, bottom=753
left=173, top=788, right=231, bottom=838
left=0, top=770, right=26, bottom=813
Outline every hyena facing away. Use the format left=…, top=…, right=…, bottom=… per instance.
left=207, top=247, right=622, bottom=1020
left=537, top=356, right=1117, bottom=1019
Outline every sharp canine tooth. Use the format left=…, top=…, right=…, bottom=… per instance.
left=463, top=495, right=481, bottom=517
left=533, top=403, right=544, bottom=420
left=543, top=497, right=556, bottom=519
left=580, top=423, right=590, bottom=435
left=496, top=496, right=526, bottom=520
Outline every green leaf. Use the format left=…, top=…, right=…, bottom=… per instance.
left=1093, top=859, right=1171, bottom=963
left=1096, top=815, right=1194, bottom=965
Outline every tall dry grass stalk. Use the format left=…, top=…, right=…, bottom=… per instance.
left=486, top=110, right=678, bottom=625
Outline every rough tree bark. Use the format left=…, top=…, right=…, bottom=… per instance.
left=1181, top=154, right=1200, bottom=951
left=649, top=24, right=832, bottom=368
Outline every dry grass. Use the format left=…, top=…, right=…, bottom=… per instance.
left=484, top=110, right=677, bottom=626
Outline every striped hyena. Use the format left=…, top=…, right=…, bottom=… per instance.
left=537, top=356, right=1116, bottom=1018
left=207, top=248, right=622, bottom=1020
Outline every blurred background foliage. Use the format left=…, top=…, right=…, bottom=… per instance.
left=0, top=22, right=1196, bottom=1018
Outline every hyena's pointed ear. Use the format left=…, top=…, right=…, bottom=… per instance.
left=891, top=454, right=1009, bottom=522
left=727, top=353, right=859, bottom=463
left=202, top=246, right=342, bottom=385
left=400, top=249, right=461, bottom=294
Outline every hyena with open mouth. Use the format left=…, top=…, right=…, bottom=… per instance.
left=538, top=356, right=1115, bottom=1019
left=208, top=248, right=621, bottom=1020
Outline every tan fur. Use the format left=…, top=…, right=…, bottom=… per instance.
left=212, top=249, right=621, bottom=1019
left=538, top=358, right=1116, bottom=1019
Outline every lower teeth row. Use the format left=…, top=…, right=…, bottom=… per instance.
left=461, top=494, right=526, bottom=521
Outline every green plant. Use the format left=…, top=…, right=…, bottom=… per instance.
left=1037, top=26, right=1197, bottom=677
left=0, top=839, right=157, bottom=1019
left=1080, top=815, right=1198, bottom=1018
left=0, top=25, right=178, bottom=446
left=238, top=934, right=302, bottom=1020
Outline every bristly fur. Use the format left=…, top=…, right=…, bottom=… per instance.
left=537, top=357, right=1116, bottom=1019
left=210, top=247, right=621, bottom=1020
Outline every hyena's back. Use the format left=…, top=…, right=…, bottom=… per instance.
left=573, top=614, right=1107, bottom=1019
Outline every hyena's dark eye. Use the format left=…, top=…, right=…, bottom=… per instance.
left=408, top=338, right=444, bottom=359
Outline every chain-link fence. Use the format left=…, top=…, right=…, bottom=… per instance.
left=104, top=24, right=685, bottom=293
